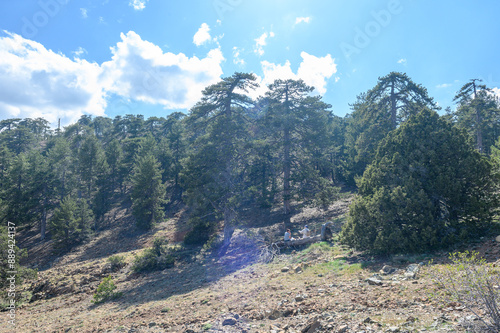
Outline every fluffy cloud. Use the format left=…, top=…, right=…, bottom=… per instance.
left=0, top=32, right=105, bottom=125
left=233, top=47, right=245, bottom=66
left=129, top=0, right=148, bottom=11
left=492, top=87, right=500, bottom=99
left=0, top=31, right=225, bottom=126
left=295, top=17, right=311, bottom=25
left=193, top=23, right=212, bottom=46
left=101, top=31, right=224, bottom=109
left=80, top=8, right=88, bottom=19
left=254, top=31, right=275, bottom=56
left=436, top=83, right=452, bottom=89
left=252, top=52, right=337, bottom=98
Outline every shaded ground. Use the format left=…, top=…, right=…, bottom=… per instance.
left=7, top=196, right=500, bottom=333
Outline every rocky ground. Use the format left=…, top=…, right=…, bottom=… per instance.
left=5, top=197, right=500, bottom=333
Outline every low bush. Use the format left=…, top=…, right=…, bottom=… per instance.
left=92, top=276, right=122, bottom=304
left=107, top=255, right=126, bottom=271
left=430, top=251, right=500, bottom=332
left=132, top=238, right=175, bottom=273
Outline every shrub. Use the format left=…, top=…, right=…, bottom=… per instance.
left=131, top=238, right=175, bottom=273
left=92, top=276, right=122, bottom=304
left=430, top=251, right=500, bottom=331
left=107, top=255, right=126, bottom=271
left=183, top=222, right=213, bottom=245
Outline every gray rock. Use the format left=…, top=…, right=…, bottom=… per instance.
left=222, top=318, right=237, bottom=326
left=366, top=277, right=383, bottom=286
left=337, top=325, right=349, bottom=333
left=380, top=265, right=397, bottom=275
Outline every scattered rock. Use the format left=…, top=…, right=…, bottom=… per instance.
left=281, top=267, right=290, bottom=272
left=366, top=277, right=383, bottom=286
left=337, top=325, right=349, bottom=333
left=301, top=319, right=321, bottom=333
left=404, top=264, right=421, bottom=279
left=222, top=317, right=237, bottom=326
left=380, top=265, right=397, bottom=275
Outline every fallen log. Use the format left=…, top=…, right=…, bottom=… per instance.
left=275, top=234, right=322, bottom=247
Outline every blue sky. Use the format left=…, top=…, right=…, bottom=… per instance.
left=0, top=0, right=499, bottom=126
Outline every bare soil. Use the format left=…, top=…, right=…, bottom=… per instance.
left=5, top=197, right=500, bottom=333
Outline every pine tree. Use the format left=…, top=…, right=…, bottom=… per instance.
left=78, top=135, right=108, bottom=199
left=453, top=79, right=500, bottom=154
left=183, top=72, right=258, bottom=249
left=263, top=79, right=332, bottom=226
left=345, top=72, right=439, bottom=182
left=50, top=196, right=93, bottom=249
left=341, top=108, right=497, bottom=254
left=130, top=152, right=167, bottom=229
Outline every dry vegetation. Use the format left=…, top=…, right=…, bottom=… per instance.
left=5, top=197, right=500, bottom=333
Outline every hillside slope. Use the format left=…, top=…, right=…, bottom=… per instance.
left=8, top=197, right=500, bottom=333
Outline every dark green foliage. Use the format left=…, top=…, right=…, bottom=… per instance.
left=182, top=72, right=258, bottom=249
left=107, top=255, right=127, bottom=271
left=262, top=79, right=333, bottom=225
left=341, top=108, right=497, bottom=254
left=50, top=196, right=93, bottom=249
left=452, top=79, right=500, bottom=154
left=92, top=276, right=122, bottom=303
left=183, top=222, right=214, bottom=246
left=130, top=152, right=167, bottom=229
left=344, top=72, right=439, bottom=183
left=131, top=238, right=174, bottom=272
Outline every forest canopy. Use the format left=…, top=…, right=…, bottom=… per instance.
left=0, top=72, right=499, bottom=255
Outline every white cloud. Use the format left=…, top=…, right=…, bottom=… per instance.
left=297, top=52, right=337, bottom=94
left=80, top=8, right=88, bottom=18
left=73, top=47, right=87, bottom=58
left=0, top=32, right=106, bottom=126
left=491, top=87, right=500, bottom=99
left=295, top=17, right=311, bottom=25
left=250, top=52, right=337, bottom=98
left=254, top=31, right=274, bottom=56
left=0, top=31, right=225, bottom=126
left=436, top=83, right=452, bottom=89
left=193, top=23, right=212, bottom=46
left=397, top=58, right=407, bottom=65
left=233, top=47, right=245, bottom=66
left=129, top=0, right=148, bottom=11
left=101, top=31, right=224, bottom=110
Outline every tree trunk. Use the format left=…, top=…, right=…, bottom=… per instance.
left=220, top=206, right=236, bottom=256
left=390, top=81, right=397, bottom=128
left=40, top=206, right=46, bottom=241
left=283, top=84, right=292, bottom=227
left=476, top=107, right=483, bottom=153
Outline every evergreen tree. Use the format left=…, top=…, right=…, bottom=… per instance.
left=263, top=79, right=332, bottom=226
left=78, top=135, right=108, bottom=199
left=130, top=152, right=167, bottom=229
left=50, top=196, right=93, bottom=249
left=341, top=108, right=497, bottom=254
left=453, top=79, right=500, bottom=154
left=345, top=72, right=439, bottom=183
left=183, top=72, right=258, bottom=248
